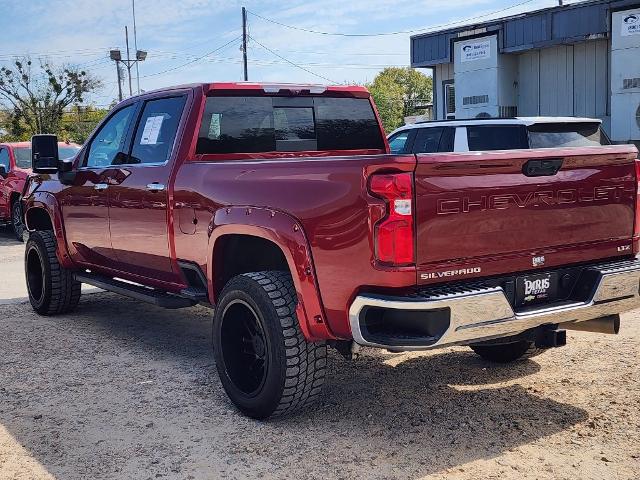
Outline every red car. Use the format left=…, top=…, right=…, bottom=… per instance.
left=21, top=83, right=640, bottom=419
left=0, top=141, right=80, bottom=240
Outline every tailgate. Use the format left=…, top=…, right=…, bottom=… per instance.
left=415, top=145, right=639, bottom=284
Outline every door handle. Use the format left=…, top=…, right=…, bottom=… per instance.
left=94, top=183, right=109, bottom=191
left=146, top=183, right=165, bottom=192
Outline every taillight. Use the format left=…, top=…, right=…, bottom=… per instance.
left=369, top=173, right=414, bottom=265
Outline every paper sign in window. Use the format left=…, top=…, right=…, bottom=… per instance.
left=208, top=113, right=222, bottom=140
left=140, top=115, right=164, bottom=145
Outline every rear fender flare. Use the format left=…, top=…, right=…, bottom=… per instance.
left=24, top=192, right=74, bottom=269
left=208, top=206, right=335, bottom=341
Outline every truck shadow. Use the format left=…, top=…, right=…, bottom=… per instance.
left=0, top=293, right=588, bottom=479
left=0, top=226, right=21, bottom=246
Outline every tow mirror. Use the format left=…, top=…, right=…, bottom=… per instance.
left=0, top=165, right=7, bottom=178
left=31, top=134, right=60, bottom=174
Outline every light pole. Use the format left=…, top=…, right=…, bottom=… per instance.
left=109, top=49, right=123, bottom=102
left=109, top=28, right=147, bottom=101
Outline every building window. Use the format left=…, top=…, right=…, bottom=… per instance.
left=444, top=82, right=455, bottom=119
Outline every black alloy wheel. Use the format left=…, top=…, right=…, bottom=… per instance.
left=220, top=299, right=269, bottom=397
left=212, top=271, right=327, bottom=419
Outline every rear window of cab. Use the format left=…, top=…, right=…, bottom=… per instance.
left=466, top=122, right=610, bottom=151
left=196, top=96, right=384, bottom=154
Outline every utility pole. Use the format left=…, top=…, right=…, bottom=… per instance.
left=242, top=6, right=248, bottom=81
left=125, top=26, right=133, bottom=97
left=116, top=65, right=123, bottom=101
left=132, top=0, right=141, bottom=93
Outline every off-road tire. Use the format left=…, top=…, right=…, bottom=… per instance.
left=470, top=340, right=545, bottom=363
left=213, top=271, right=327, bottom=419
left=25, top=230, right=81, bottom=315
left=11, top=199, right=25, bottom=242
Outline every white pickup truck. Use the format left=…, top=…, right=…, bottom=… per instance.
left=387, top=117, right=611, bottom=154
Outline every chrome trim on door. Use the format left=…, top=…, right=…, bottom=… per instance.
left=93, top=183, right=109, bottom=191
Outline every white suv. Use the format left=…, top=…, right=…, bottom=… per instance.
left=387, top=117, right=611, bottom=154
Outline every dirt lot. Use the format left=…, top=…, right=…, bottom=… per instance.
left=0, top=228, right=639, bottom=479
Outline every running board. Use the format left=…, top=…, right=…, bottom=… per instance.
left=74, top=272, right=197, bottom=309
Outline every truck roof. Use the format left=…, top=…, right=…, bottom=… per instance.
left=129, top=82, right=371, bottom=98
left=392, top=117, right=602, bottom=133
left=390, top=116, right=603, bottom=135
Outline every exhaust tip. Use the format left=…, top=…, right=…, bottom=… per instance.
left=561, top=314, right=620, bottom=335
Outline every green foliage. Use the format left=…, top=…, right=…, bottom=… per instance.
left=367, top=67, right=433, bottom=133
left=61, top=106, right=110, bottom=144
left=0, top=57, right=102, bottom=141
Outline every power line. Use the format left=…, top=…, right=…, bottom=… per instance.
left=247, top=34, right=337, bottom=84
left=247, top=0, right=538, bottom=37
left=139, top=35, right=242, bottom=79
left=138, top=49, right=408, bottom=68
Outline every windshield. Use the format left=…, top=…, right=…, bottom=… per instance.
left=14, top=145, right=80, bottom=169
left=528, top=122, right=610, bottom=148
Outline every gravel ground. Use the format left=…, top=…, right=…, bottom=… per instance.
left=0, top=228, right=639, bottom=479
left=0, top=294, right=638, bottom=480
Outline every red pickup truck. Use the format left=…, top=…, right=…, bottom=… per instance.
left=22, top=82, right=640, bottom=419
left=0, top=141, right=79, bottom=240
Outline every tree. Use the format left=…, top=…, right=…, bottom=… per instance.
left=367, top=67, right=433, bottom=133
left=0, top=58, right=101, bottom=140
left=61, top=106, right=110, bottom=144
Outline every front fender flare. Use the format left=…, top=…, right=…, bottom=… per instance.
left=208, top=206, right=335, bottom=341
left=24, top=191, right=74, bottom=269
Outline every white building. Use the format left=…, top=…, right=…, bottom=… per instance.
left=410, top=0, right=640, bottom=146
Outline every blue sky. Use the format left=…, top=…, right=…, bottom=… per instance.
left=0, top=0, right=573, bottom=105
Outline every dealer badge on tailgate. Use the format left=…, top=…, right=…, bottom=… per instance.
left=515, top=272, right=558, bottom=307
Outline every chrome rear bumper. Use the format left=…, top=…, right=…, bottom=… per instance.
left=349, top=259, right=640, bottom=351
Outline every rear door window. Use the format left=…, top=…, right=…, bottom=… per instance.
left=527, top=122, right=610, bottom=148
left=196, top=96, right=384, bottom=154
left=412, top=127, right=455, bottom=153
left=128, top=96, right=187, bottom=164
left=467, top=125, right=528, bottom=151
left=388, top=131, right=412, bottom=154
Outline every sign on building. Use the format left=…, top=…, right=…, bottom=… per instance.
left=461, top=40, right=491, bottom=62
left=621, top=12, right=640, bottom=36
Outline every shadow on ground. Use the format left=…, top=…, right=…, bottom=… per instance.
left=0, top=225, right=22, bottom=246
left=0, top=292, right=588, bottom=479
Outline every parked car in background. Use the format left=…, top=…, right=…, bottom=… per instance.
left=0, top=141, right=80, bottom=240
left=387, top=117, right=611, bottom=154
left=21, top=83, right=640, bottom=419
